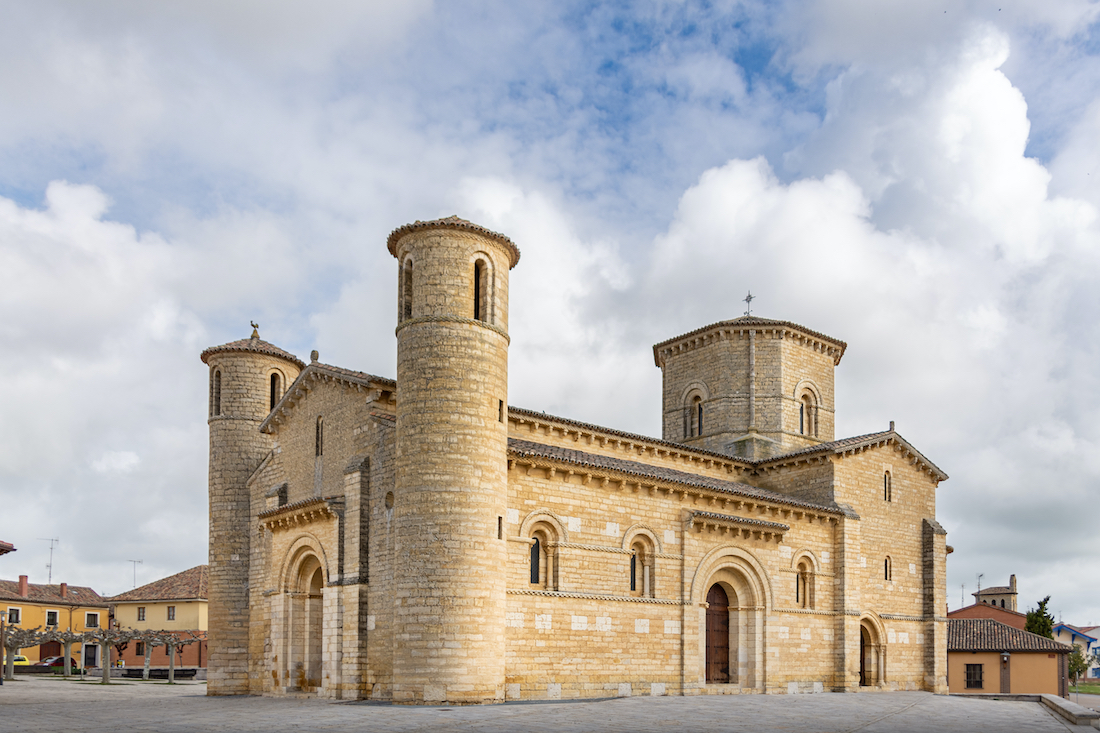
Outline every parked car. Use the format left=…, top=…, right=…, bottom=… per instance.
left=34, top=656, right=80, bottom=669
left=10, top=655, right=29, bottom=666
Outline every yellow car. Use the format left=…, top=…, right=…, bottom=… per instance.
left=11, top=655, right=29, bottom=666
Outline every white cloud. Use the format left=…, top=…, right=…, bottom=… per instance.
left=91, top=451, right=140, bottom=474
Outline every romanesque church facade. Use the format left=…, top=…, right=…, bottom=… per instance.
left=202, top=216, right=949, bottom=703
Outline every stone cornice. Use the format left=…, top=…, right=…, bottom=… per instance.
left=686, top=511, right=789, bottom=542
left=652, top=317, right=846, bottom=368
left=387, top=216, right=521, bottom=268
left=395, top=314, right=510, bottom=343
left=259, top=496, right=343, bottom=531
left=506, top=589, right=680, bottom=605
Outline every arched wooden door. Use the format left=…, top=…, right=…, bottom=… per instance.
left=860, top=626, right=869, bottom=686
left=706, top=584, right=730, bottom=683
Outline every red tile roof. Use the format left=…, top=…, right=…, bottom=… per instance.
left=200, top=336, right=306, bottom=368
left=948, top=618, right=1071, bottom=653
left=107, top=565, right=208, bottom=603
left=0, top=541, right=14, bottom=555
left=0, top=579, right=107, bottom=606
left=386, top=216, right=521, bottom=268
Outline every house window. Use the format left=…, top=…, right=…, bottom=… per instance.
left=315, top=416, right=324, bottom=457
left=6, top=608, right=20, bottom=624
left=965, top=663, right=983, bottom=689
left=1000, top=599, right=1005, bottom=608
left=167, top=606, right=176, bottom=621
left=884, top=556, right=892, bottom=581
left=884, top=472, right=892, bottom=502
left=136, top=641, right=145, bottom=656
left=211, top=369, right=222, bottom=416
left=270, top=372, right=282, bottom=410
left=85, top=612, right=99, bottom=628
left=137, top=607, right=145, bottom=622
left=45, top=610, right=59, bottom=627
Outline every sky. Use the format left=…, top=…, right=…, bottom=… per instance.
left=0, top=0, right=1097, bottom=623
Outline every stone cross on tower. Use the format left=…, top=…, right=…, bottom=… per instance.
left=743, top=291, right=754, bottom=316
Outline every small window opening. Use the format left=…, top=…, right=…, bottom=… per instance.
left=884, top=556, right=892, bottom=581
left=137, top=607, right=145, bottom=622
left=497, top=516, right=503, bottom=540
left=884, top=472, right=892, bottom=502
left=315, top=416, right=324, bottom=457
left=799, top=403, right=805, bottom=434
left=499, top=399, right=504, bottom=423
left=1000, top=599, right=1005, bottom=608
left=212, top=370, right=222, bottom=416
left=689, top=395, right=703, bottom=438
left=800, top=393, right=815, bottom=436
left=401, top=258, right=414, bottom=321
left=530, top=537, right=541, bottom=585
left=270, top=372, right=282, bottom=411
left=384, top=491, right=394, bottom=509
left=630, top=553, right=637, bottom=592
left=965, top=663, right=983, bottom=689
left=474, top=260, right=483, bottom=321
left=167, top=606, right=176, bottom=621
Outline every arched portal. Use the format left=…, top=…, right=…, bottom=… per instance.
left=691, top=547, right=770, bottom=690
left=706, top=584, right=730, bottom=683
left=288, top=553, right=325, bottom=692
left=859, top=618, right=885, bottom=687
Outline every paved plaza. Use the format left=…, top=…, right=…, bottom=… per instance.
left=0, top=676, right=1096, bottom=732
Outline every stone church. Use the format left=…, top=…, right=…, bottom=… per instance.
left=201, top=216, right=950, bottom=703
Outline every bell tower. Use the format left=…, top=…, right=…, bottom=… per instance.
left=388, top=216, right=520, bottom=704
left=653, top=316, right=845, bottom=459
left=201, top=327, right=303, bottom=695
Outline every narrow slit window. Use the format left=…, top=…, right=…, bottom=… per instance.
left=270, top=372, right=281, bottom=411
left=630, top=553, right=637, bottom=592
left=530, top=537, right=541, bottom=584
left=497, top=516, right=503, bottom=540
left=884, top=556, right=892, bottom=581
left=474, top=260, right=483, bottom=320
left=315, top=416, right=324, bottom=457
left=799, top=403, right=805, bottom=434
left=499, top=399, right=504, bottom=423
left=212, top=370, right=222, bottom=416
left=884, top=472, right=892, bottom=502
left=401, top=258, right=413, bottom=321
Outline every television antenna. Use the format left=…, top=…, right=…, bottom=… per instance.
left=38, top=538, right=59, bottom=583
left=128, top=560, right=143, bottom=589
left=976, top=573, right=983, bottom=594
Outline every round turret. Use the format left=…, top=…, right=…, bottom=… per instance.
left=201, top=328, right=303, bottom=696
left=388, top=216, right=519, bottom=704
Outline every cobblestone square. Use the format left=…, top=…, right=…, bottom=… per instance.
left=1, top=677, right=1095, bottom=732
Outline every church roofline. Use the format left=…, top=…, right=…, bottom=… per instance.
left=259, top=362, right=396, bottom=434
left=753, top=429, right=949, bottom=482
left=652, top=316, right=847, bottom=367
left=201, top=336, right=306, bottom=369
left=508, top=437, right=843, bottom=516
left=386, top=216, right=521, bottom=269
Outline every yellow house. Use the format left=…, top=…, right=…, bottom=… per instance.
left=0, top=574, right=109, bottom=666
left=948, top=618, right=1071, bottom=696
left=108, top=565, right=208, bottom=668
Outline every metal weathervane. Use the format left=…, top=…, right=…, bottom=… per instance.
left=743, top=291, right=755, bottom=316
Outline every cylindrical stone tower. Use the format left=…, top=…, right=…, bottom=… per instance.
left=201, top=329, right=304, bottom=696
left=388, top=216, right=520, bottom=704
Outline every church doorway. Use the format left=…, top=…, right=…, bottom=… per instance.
left=706, top=584, right=730, bottom=683
left=289, top=556, right=324, bottom=692
left=859, top=619, right=882, bottom=687
left=860, top=626, right=868, bottom=686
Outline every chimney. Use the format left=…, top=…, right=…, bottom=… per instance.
left=60, top=582, right=68, bottom=599
left=1010, top=574, right=1016, bottom=592
left=18, top=575, right=28, bottom=597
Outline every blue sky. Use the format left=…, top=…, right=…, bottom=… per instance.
left=1, top=0, right=1099, bottom=625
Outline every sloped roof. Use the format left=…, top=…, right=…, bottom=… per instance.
left=260, top=362, right=395, bottom=434
left=108, top=565, right=208, bottom=603
left=653, top=315, right=847, bottom=366
left=0, top=541, right=14, bottom=555
left=948, top=618, right=1071, bottom=653
left=0, top=579, right=107, bottom=606
left=386, top=216, right=521, bottom=268
left=757, top=429, right=949, bottom=482
left=1054, top=623, right=1098, bottom=642
left=508, top=438, right=842, bottom=515
left=201, top=335, right=306, bottom=369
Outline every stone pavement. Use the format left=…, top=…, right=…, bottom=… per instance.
left=0, top=676, right=1095, bottom=732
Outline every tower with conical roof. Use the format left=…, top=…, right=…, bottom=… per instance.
left=388, top=216, right=519, bottom=704
left=653, top=316, right=846, bottom=459
left=201, top=327, right=304, bottom=695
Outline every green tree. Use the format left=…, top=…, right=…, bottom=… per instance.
left=1069, top=644, right=1089, bottom=686
left=1025, top=596, right=1054, bottom=638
